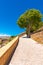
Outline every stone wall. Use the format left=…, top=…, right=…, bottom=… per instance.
left=18, top=32, right=26, bottom=37
left=0, top=32, right=26, bottom=65
left=0, top=36, right=19, bottom=65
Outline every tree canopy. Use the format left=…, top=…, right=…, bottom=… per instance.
left=17, top=9, right=43, bottom=37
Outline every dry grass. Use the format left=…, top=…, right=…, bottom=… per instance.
left=31, top=31, right=43, bottom=44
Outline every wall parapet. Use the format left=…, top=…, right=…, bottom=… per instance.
left=0, top=32, right=26, bottom=65
left=0, top=36, right=19, bottom=65
left=18, top=32, right=26, bottom=37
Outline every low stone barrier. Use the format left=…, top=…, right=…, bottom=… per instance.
left=18, top=32, right=26, bottom=37
left=0, top=36, right=19, bottom=65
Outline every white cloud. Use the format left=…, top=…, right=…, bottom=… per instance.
left=0, top=33, right=11, bottom=36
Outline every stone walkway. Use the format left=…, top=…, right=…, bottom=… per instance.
left=9, top=35, right=43, bottom=65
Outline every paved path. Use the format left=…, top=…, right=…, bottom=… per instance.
left=9, top=35, right=43, bottom=65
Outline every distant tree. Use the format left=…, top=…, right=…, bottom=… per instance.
left=11, top=36, right=14, bottom=38
left=17, top=9, right=42, bottom=38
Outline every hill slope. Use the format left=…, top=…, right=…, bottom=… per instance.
left=31, top=27, right=43, bottom=44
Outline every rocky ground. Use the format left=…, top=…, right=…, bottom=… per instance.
left=31, top=31, right=43, bottom=44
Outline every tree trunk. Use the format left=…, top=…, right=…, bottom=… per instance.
left=26, top=25, right=31, bottom=38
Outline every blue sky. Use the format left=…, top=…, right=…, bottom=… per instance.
left=0, top=0, right=43, bottom=36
